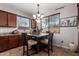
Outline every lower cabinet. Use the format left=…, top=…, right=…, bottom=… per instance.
left=8, top=35, right=19, bottom=49
left=0, top=36, right=9, bottom=52
left=0, top=35, right=23, bottom=53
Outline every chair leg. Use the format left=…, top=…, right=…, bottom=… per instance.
left=27, top=44, right=29, bottom=56
left=48, top=46, right=49, bottom=56
left=48, top=46, right=51, bottom=56
left=51, top=40, right=53, bottom=52
left=48, top=36, right=52, bottom=56
left=48, top=41, right=51, bottom=56
left=36, top=39, right=40, bottom=54
left=23, top=46, right=25, bottom=56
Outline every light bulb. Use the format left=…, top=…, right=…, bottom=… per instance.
left=36, top=19, right=40, bottom=23
left=41, top=15, right=44, bottom=18
left=37, top=14, right=40, bottom=17
left=33, top=15, right=36, bottom=19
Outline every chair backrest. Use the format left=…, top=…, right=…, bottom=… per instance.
left=21, top=33, right=27, bottom=45
left=48, top=32, right=53, bottom=43
left=49, top=33, right=53, bottom=40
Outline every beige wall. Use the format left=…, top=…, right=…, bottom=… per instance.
left=53, top=4, right=78, bottom=49
left=42, top=4, right=78, bottom=49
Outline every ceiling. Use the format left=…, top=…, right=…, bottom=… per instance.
left=0, top=3, right=76, bottom=18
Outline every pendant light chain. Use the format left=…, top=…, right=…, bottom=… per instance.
left=37, top=4, right=40, bottom=14
left=33, top=4, right=44, bottom=23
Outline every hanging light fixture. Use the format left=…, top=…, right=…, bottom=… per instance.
left=33, top=4, right=44, bottom=23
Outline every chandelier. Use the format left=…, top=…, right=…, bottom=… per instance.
left=33, top=4, right=44, bottom=23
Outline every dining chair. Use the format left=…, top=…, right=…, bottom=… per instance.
left=40, top=32, right=53, bottom=56
left=22, top=33, right=37, bottom=56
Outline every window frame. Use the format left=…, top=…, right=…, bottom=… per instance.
left=17, top=15, right=31, bottom=30
left=41, top=13, right=60, bottom=33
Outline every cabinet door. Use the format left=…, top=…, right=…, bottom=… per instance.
left=9, top=35, right=19, bottom=49
left=8, top=13, right=16, bottom=27
left=31, top=19, right=37, bottom=28
left=0, top=11, right=7, bottom=26
left=0, top=36, right=9, bottom=52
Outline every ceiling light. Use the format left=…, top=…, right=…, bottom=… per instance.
left=33, top=4, right=44, bottom=23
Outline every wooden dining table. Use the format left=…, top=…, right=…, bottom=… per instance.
left=27, top=33, right=53, bottom=56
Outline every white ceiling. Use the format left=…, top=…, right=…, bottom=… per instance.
left=0, top=3, right=76, bottom=18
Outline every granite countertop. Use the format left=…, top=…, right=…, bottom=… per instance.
left=0, top=33, right=21, bottom=36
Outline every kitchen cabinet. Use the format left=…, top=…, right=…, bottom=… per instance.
left=0, top=10, right=17, bottom=27
left=8, top=13, right=16, bottom=27
left=8, top=35, right=19, bottom=49
left=0, top=36, right=9, bottom=52
left=31, top=19, right=37, bottom=28
left=0, top=11, right=7, bottom=27
left=0, top=35, right=22, bottom=52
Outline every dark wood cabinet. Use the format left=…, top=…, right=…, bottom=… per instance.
left=8, top=13, right=16, bottom=27
left=0, top=36, right=9, bottom=52
left=0, top=10, right=17, bottom=27
left=8, top=35, right=23, bottom=48
left=0, top=11, right=8, bottom=27
left=0, top=35, right=23, bottom=52
left=31, top=19, right=37, bottom=28
left=8, top=35, right=19, bottom=49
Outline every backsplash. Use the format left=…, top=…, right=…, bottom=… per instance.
left=0, top=27, right=17, bottom=33
left=0, top=27, right=30, bottom=34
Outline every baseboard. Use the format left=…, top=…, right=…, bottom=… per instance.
left=53, top=44, right=69, bottom=49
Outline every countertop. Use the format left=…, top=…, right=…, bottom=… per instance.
left=0, top=33, right=21, bottom=36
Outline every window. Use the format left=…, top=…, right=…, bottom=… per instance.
left=49, top=14, right=60, bottom=33
left=17, top=16, right=30, bottom=29
left=41, top=13, right=60, bottom=33
left=42, top=17, right=48, bottom=29
left=49, top=14, right=60, bottom=27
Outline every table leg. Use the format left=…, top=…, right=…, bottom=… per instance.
left=51, top=38, right=53, bottom=52
left=48, top=38, right=51, bottom=56
left=36, top=38, right=40, bottom=53
left=23, top=46, right=25, bottom=56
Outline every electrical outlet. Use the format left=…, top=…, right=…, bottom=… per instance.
left=61, top=41, right=64, bottom=43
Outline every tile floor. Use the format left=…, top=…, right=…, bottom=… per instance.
left=28, top=46, right=79, bottom=56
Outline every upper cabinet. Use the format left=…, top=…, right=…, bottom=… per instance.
left=8, top=13, right=16, bottom=27
left=0, top=10, right=17, bottom=27
left=0, top=11, right=8, bottom=27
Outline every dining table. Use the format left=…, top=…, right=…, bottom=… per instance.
left=27, top=32, right=53, bottom=56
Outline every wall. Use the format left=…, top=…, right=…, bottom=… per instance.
left=52, top=4, right=78, bottom=49
left=54, top=27, right=78, bottom=49
left=0, top=4, right=30, bottom=33
left=40, top=4, right=78, bottom=49
left=0, top=27, right=17, bottom=33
